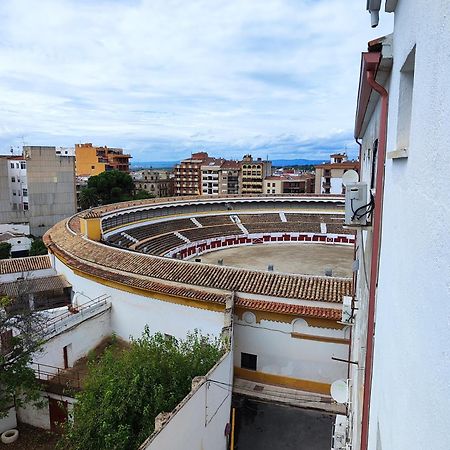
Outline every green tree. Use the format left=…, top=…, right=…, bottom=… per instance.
left=79, top=187, right=99, bottom=210
left=87, top=170, right=134, bottom=206
left=133, top=190, right=154, bottom=200
left=29, top=239, right=48, bottom=256
left=0, top=242, right=11, bottom=259
left=0, top=293, right=45, bottom=416
left=60, top=328, right=223, bottom=450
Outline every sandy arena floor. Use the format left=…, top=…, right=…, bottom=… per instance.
left=192, top=243, right=353, bottom=277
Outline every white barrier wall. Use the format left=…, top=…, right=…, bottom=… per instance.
left=234, top=315, right=348, bottom=386
left=54, top=258, right=225, bottom=342
left=141, top=351, right=233, bottom=450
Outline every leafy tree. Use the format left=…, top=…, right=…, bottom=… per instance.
left=79, top=187, right=99, bottom=210
left=87, top=170, right=134, bottom=206
left=0, top=291, right=46, bottom=416
left=0, top=242, right=11, bottom=259
left=133, top=190, right=154, bottom=200
left=29, top=239, right=48, bottom=256
left=60, top=328, right=223, bottom=450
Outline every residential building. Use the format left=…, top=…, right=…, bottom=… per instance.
left=219, top=160, right=241, bottom=195
left=345, top=2, right=450, bottom=450
left=0, top=223, right=32, bottom=258
left=75, top=143, right=131, bottom=177
left=0, top=146, right=76, bottom=236
left=133, top=170, right=174, bottom=197
left=201, top=159, right=241, bottom=196
left=264, top=173, right=315, bottom=195
left=174, top=152, right=209, bottom=196
left=314, top=153, right=359, bottom=194
left=240, top=155, right=272, bottom=194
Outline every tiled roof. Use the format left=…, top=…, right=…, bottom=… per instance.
left=235, top=298, right=342, bottom=320
left=44, top=219, right=352, bottom=304
left=0, top=255, right=52, bottom=275
left=1, top=275, right=71, bottom=297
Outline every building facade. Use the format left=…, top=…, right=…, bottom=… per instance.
left=133, top=170, right=174, bottom=198
left=174, top=152, right=209, bottom=196
left=240, top=155, right=272, bottom=195
left=346, top=2, right=450, bottom=450
left=0, top=147, right=77, bottom=236
left=264, top=173, right=315, bottom=195
left=75, top=143, right=131, bottom=177
left=314, top=153, right=359, bottom=194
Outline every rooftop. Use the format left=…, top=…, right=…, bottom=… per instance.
left=0, top=255, right=52, bottom=275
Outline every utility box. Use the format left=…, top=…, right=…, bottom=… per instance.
left=345, top=182, right=368, bottom=226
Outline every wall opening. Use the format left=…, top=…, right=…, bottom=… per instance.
left=241, top=352, right=257, bottom=371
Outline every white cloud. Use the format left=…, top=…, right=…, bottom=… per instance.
left=0, top=0, right=393, bottom=160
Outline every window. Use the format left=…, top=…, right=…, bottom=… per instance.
left=241, top=352, right=257, bottom=371
left=10, top=163, right=14, bottom=168
left=396, top=45, right=416, bottom=154
left=91, top=165, right=95, bottom=169
left=22, top=188, right=28, bottom=197
left=12, top=190, right=16, bottom=196
left=11, top=176, right=15, bottom=182
left=15, top=163, right=19, bottom=168
left=20, top=162, right=26, bottom=169
left=23, top=202, right=29, bottom=211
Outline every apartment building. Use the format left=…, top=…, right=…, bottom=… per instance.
left=0, top=146, right=76, bottom=236
left=174, top=152, right=209, bottom=196
left=200, top=159, right=241, bottom=196
left=314, top=153, right=359, bottom=194
left=133, top=169, right=174, bottom=197
left=75, top=143, right=131, bottom=176
left=240, top=154, right=272, bottom=194
left=264, top=173, right=315, bottom=195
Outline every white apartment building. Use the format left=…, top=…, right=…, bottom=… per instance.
left=344, top=2, right=450, bottom=450
left=7, top=158, right=29, bottom=212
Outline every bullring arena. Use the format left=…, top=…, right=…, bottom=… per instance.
left=0, top=194, right=356, bottom=445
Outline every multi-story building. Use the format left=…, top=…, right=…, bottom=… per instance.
left=200, top=159, right=242, bottom=196
left=133, top=170, right=174, bottom=197
left=264, top=173, right=315, bottom=195
left=174, top=152, right=209, bottom=196
left=343, top=2, right=450, bottom=450
left=314, top=153, right=359, bottom=194
left=0, top=146, right=76, bottom=236
left=240, top=155, right=272, bottom=194
left=75, top=143, right=131, bottom=177
left=219, top=160, right=241, bottom=195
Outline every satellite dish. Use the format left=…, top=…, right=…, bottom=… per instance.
left=342, top=170, right=359, bottom=186
left=330, top=379, right=348, bottom=403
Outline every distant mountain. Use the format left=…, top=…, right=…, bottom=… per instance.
left=132, top=158, right=326, bottom=170
left=271, top=159, right=326, bottom=167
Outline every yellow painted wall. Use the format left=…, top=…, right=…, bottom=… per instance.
left=80, top=217, right=102, bottom=241
left=75, top=145, right=105, bottom=176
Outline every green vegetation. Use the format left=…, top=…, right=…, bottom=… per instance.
left=0, top=295, right=45, bottom=416
left=29, top=239, right=48, bottom=256
left=60, top=328, right=223, bottom=450
left=0, top=242, right=11, bottom=259
left=79, top=170, right=151, bottom=209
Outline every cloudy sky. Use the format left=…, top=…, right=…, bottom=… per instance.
left=0, top=0, right=393, bottom=162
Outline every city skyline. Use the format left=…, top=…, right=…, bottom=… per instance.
left=0, top=0, right=392, bottom=161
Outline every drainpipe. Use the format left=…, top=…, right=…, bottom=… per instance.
left=360, top=70, right=388, bottom=450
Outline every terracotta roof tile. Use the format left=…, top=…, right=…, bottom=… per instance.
left=0, top=255, right=52, bottom=275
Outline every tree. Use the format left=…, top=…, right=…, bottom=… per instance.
left=0, top=242, right=11, bottom=259
left=133, top=190, right=154, bottom=200
left=79, top=187, right=99, bottom=210
left=60, top=328, right=223, bottom=450
left=29, top=239, right=48, bottom=256
left=87, top=170, right=134, bottom=206
left=0, top=291, right=46, bottom=417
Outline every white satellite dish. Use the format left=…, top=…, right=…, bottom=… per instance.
left=342, top=170, right=359, bottom=186
left=330, top=379, right=349, bottom=403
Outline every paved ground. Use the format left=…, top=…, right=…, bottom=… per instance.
left=195, top=243, right=353, bottom=277
left=233, top=396, right=334, bottom=450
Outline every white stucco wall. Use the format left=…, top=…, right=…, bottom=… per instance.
left=234, top=315, right=348, bottom=385
left=142, top=351, right=233, bottom=450
left=53, top=258, right=225, bottom=342
left=353, top=3, right=450, bottom=450
left=0, top=408, right=17, bottom=434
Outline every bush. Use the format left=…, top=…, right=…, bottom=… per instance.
left=29, top=239, right=47, bottom=256
left=60, top=328, right=223, bottom=450
left=0, top=242, right=11, bottom=259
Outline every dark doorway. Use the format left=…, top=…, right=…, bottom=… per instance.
left=63, top=345, right=69, bottom=369
left=241, top=352, right=257, bottom=371
left=49, top=398, right=68, bottom=432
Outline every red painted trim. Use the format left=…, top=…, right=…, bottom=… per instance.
left=360, top=70, right=388, bottom=450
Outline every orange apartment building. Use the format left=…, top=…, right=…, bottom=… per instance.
left=75, top=143, right=131, bottom=177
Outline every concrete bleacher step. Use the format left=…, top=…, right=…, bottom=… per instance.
left=190, top=217, right=203, bottom=227
left=175, top=231, right=190, bottom=243
left=279, top=212, right=287, bottom=222
left=237, top=223, right=249, bottom=234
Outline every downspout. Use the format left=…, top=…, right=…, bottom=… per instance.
left=360, top=70, right=388, bottom=450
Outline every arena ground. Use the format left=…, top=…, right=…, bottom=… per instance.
left=190, top=243, right=353, bottom=277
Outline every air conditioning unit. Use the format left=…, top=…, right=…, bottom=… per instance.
left=345, top=182, right=369, bottom=226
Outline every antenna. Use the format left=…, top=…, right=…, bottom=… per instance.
left=342, top=170, right=359, bottom=186
left=330, top=379, right=349, bottom=404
